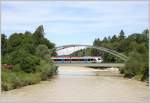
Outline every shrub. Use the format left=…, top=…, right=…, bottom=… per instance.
left=36, top=60, right=57, bottom=80
left=2, top=82, right=13, bottom=91
left=13, top=64, right=21, bottom=72
left=1, top=69, right=22, bottom=90
left=1, top=60, right=57, bottom=91
left=36, top=44, right=50, bottom=62
left=122, top=51, right=148, bottom=80
left=1, top=69, right=13, bottom=91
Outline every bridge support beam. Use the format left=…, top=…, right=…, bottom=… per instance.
left=55, top=63, right=125, bottom=68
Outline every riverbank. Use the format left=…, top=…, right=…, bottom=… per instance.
left=0, top=66, right=148, bottom=102
left=1, top=60, right=57, bottom=91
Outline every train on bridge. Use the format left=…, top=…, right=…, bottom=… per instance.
left=51, top=56, right=103, bottom=63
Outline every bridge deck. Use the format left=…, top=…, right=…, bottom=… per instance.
left=55, top=63, right=125, bottom=68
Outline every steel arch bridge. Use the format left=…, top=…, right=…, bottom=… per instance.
left=50, top=44, right=129, bottom=61
left=49, top=44, right=128, bottom=67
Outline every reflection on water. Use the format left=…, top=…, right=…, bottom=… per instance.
left=0, top=66, right=149, bottom=102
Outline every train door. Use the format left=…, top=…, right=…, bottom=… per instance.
left=84, top=58, right=87, bottom=63
left=61, top=58, right=64, bottom=63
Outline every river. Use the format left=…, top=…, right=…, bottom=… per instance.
left=0, top=66, right=149, bottom=102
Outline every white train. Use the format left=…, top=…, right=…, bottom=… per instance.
left=51, top=56, right=103, bottom=63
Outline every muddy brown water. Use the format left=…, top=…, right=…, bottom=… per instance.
left=0, top=66, right=149, bottom=102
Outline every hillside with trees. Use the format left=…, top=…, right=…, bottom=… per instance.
left=1, top=25, right=57, bottom=91
left=71, top=29, right=149, bottom=81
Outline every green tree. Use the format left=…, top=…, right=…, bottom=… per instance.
left=142, top=29, right=149, bottom=37
left=1, top=25, right=57, bottom=91
left=103, top=37, right=108, bottom=42
left=111, top=35, right=117, bottom=42
left=32, top=25, right=56, bottom=53
left=118, top=30, right=125, bottom=40
left=13, top=49, right=40, bottom=73
left=36, top=44, right=50, bottom=62
left=1, top=34, right=7, bottom=56
left=6, top=33, right=22, bottom=53
left=32, top=25, right=45, bottom=45
left=33, top=25, right=44, bottom=38
left=6, top=33, right=35, bottom=54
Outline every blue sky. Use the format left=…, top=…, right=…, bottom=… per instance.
left=1, top=1, right=149, bottom=46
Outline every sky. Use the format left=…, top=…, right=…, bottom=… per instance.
left=1, top=1, right=149, bottom=48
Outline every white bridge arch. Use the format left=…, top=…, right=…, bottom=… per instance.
left=50, top=44, right=129, bottom=62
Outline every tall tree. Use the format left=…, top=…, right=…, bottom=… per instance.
left=118, top=30, right=125, bottom=40
left=111, top=35, right=117, bottom=42
left=33, top=25, right=45, bottom=45
left=142, top=29, right=149, bottom=37
left=103, top=37, right=108, bottom=42
left=1, top=34, right=7, bottom=55
left=33, top=25, right=44, bottom=38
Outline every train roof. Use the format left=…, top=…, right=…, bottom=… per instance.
left=51, top=56, right=102, bottom=59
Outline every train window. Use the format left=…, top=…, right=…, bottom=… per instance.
left=53, top=59, right=57, bottom=61
left=98, top=58, right=101, bottom=60
left=72, top=59, right=76, bottom=61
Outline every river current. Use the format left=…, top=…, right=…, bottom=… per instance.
left=0, top=66, right=149, bottom=102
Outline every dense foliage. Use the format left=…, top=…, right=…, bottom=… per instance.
left=96, top=30, right=148, bottom=81
left=1, top=25, right=57, bottom=91
left=71, top=29, right=149, bottom=81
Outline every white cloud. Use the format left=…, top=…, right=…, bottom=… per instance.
left=1, top=1, right=149, bottom=46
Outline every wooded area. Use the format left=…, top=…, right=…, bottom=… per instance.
left=1, top=25, right=57, bottom=91
left=71, top=29, right=149, bottom=81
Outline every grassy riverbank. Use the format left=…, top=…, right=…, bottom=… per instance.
left=1, top=25, right=57, bottom=91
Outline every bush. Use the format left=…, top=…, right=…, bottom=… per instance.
left=4, top=49, right=40, bottom=73
left=36, top=60, right=57, bottom=80
left=2, top=82, right=13, bottom=91
left=13, top=64, right=21, bottom=72
left=1, top=69, right=22, bottom=90
left=1, top=60, right=57, bottom=91
left=122, top=52, right=148, bottom=80
left=36, top=44, right=50, bottom=62
left=1, top=69, right=13, bottom=91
